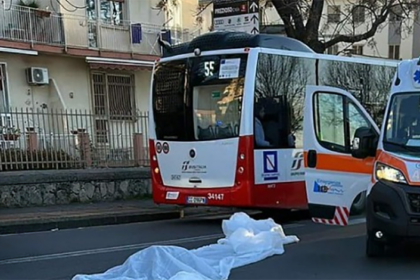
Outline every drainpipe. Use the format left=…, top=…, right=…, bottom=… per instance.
left=95, top=0, right=101, bottom=48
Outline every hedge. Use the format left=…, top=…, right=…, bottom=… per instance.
left=0, top=149, right=82, bottom=171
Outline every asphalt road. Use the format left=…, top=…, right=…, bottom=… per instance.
left=1, top=212, right=420, bottom=280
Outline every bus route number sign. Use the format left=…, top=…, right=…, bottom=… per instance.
left=204, top=61, right=215, bottom=77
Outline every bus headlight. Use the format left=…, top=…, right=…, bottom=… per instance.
left=375, top=162, right=407, bottom=184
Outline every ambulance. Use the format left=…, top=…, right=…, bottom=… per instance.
left=303, top=57, right=420, bottom=257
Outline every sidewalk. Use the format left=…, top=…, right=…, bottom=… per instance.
left=0, top=199, right=237, bottom=234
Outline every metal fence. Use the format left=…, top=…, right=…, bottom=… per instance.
left=0, top=108, right=150, bottom=171
left=0, top=4, right=193, bottom=55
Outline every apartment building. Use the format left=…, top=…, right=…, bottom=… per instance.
left=0, top=0, right=192, bottom=168
left=0, top=0, right=184, bottom=111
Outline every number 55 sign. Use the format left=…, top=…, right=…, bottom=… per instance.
left=204, top=61, right=215, bottom=77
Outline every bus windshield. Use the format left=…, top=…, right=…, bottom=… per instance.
left=152, top=53, right=247, bottom=141
left=384, top=92, right=420, bottom=155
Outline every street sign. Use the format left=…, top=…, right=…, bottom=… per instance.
left=212, top=0, right=259, bottom=35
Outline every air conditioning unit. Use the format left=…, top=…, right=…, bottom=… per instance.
left=26, top=67, right=49, bottom=85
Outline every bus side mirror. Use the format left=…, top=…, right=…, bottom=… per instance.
left=351, top=127, right=377, bottom=159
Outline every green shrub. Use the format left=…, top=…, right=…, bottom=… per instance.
left=0, top=149, right=82, bottom=171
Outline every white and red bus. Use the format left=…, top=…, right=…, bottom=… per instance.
left=148, top=31, right=398, bottom=215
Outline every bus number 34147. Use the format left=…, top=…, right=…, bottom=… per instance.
left=208, top=193, right=224, bottom=200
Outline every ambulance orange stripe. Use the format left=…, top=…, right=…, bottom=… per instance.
left=303, top=151, right=374, bottom=174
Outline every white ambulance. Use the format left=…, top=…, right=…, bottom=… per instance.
left=303, top=57, right=420, bottom=257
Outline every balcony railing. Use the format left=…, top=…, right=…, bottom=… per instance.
left=0, top=5, right=193, bottom=56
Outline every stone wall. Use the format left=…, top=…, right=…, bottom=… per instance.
left=0, top=168, right=151, bottom=208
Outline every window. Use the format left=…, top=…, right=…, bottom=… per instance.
left=389, top=5, right=403, bottom=22
left=327, top=5, right=340, bottom=23
left=95, top=119, right=108, bottom=143
left=326, top=45, right=339, bottom=55
left=100, top=0, right=124, bottom=24
left=415, top=9, right=420, bottom=22
left=388, top=45, right=400, bottom=59
left=315, top=92, right=346, bottom=151
left=0, top=64, right=9, bottom=112
left=348, top=102, right=370, bottom=144
left=254, top=53, right=317, bottom=149
left=361, top=0, right=376, bottom=5
left=152, top=54, right=248, bottom=142
left=384, top=93, right=420, bottom=153
left=152, top=60, right=187, bottom=141
left=190, top=55, right=247, bottom=141
left=193, top=81, right=243, bottom=140
left=92, top=73, right=134, bottom=117
left=351, top=45, right=364, bottom=55
left=352, top=6, right=365, bottom=23
left=314, top=92, right=373, bottom=153
left=86, top=0, right=125, bottom=25
left=92, top=73, right=135, bottom=143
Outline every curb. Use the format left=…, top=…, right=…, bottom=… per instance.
left=0, top=210, right=181, bottom=235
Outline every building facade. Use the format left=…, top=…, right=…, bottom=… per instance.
left=0, top=0, right=192, bottom=169
left=262, top=1, right=420, bottom=59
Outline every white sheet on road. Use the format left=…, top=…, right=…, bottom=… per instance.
left=72, top=212, right=299, bottom=280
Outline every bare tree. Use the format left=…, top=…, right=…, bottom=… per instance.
left=152, top=0, right=179, bottom=28
left=194, top=1, right=214, bottom=32
left=269, top=0, right=419, bottom=53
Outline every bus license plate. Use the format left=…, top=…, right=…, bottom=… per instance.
left=186, top=196, right=207, bottom=204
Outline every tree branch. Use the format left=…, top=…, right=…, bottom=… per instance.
left=271, top=0, right=298, bottom=38
left=324, top=8, right=391, bottom=49
left=304, top=0, right=324, bottom=41
left=287, top=0, right=306, bottom=32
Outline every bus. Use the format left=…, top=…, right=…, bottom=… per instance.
left=148, top=31, right=398, bottom=216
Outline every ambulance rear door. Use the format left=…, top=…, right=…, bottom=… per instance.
left=303, top=85, right=379, bottom=226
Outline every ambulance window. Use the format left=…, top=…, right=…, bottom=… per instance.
left=314, top=92, right=346, bottom=152
left=348, top=101, right=371, bottom=144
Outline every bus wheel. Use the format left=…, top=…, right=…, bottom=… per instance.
left=366, top=233, right=385, bottom=258
left=351, top=191, right=367, bottom=216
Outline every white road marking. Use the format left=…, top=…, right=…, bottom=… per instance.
left=0, top=234, right=224, bottom=266
left=0, top=211, right=258, bottom=237
left=0, top=224, right=301, bottom=265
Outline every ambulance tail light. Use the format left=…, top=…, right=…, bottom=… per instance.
left=375, top=162, right=407, bottom=184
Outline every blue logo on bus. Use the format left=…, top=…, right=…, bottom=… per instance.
left=262, top=151, right=279, bottom=181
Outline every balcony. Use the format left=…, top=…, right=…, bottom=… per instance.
left=0, top=5, right=193, bottom=56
